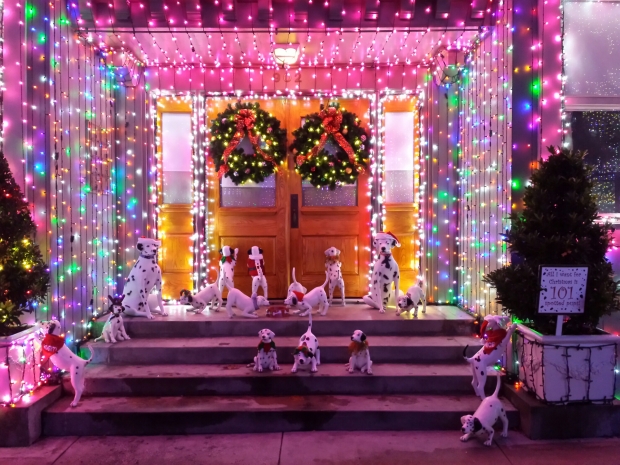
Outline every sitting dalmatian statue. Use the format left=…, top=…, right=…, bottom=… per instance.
left=363, top=231, right=401, bottom=314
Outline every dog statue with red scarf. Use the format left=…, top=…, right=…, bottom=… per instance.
left=218, top=245, right=238, bottom=293
left=247, top=246, right=268, bottom=300
left=363, top=231, right=401, bottom=314
left=463, top=315, right=517, bottom=399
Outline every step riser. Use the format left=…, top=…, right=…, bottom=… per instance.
left=65, top=375, right=486, bottom=397
left=122, top=320, right=474, bottom=338
left=91, top=346, right=473, bottom=365
left=43, top=410, right=520, bottom=436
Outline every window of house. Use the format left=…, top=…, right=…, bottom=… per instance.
left=162, top=112, right=192, bottom=204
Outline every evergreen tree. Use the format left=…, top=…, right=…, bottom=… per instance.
left=484, top=146, right=620, bottom=334
left=0, top=152, right=49, bottom=333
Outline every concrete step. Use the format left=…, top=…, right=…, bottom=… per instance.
left=64, top=363, right=496, bottom=397
left=43, top=394, right=519, bottom=435
left=90, top=336, right=482, bottom=365
left=107, top=305, right=475, bottom=339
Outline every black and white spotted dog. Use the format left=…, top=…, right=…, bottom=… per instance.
left=325, top=247, right=345, bottom=306
left=363, top=231, right=401, bottom=314
left=396, top=283, right=427, bottom=317
left=248, top=329, right=281, bottom=372
left=218, top=246, right=238, bottom=293
left=346, top=330, right=373, bottom=374
left=460, top=370, right=509, bottom=446
left=179, top=269, right=223, bottom=313
left=291, top=311, right=320, bottom=373
left=122, top=237, right=167, bottom=319
left=94, top=295, right=130, bottom=343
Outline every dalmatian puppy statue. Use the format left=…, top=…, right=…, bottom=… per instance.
left=122, top=237, right=167, bottom=319
left=463, top=315, right=518, bottom=399
left=346, top=330, right=373, bottom=374
left=218, top=246, right=238, bottom=293
left=284, top=272, right=329, bottom=316
left=247, top=246, right=268, bottom=300
left=460, top=370, right=509, bottom=446
left=39, top=320, right=94, bottom=407
left=288, top=267, right=307, bottom=295
left=363, top=231, right=401, bottom=314
left=179, top=269, right=223, bottom=313
left=396, top=282, right=427, bottom=317
left=325, top=247, right=345, bottom=306
left=94, top=295, right=130, bottom=343
left=248, top=329, right=281, bottom=372
left=225, top=289, right=270, bottom=319
left=291, top=310, right=320, bottom=373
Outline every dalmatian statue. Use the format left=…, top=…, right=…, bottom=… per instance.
left=218, top=245, right=238, bottom=293
left=247, top=246, right=268, bottom=300
left=362, top=231, right=401, bottom=314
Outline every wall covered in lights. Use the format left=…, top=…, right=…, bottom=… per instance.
left=457, top=0, right=513, bottom=315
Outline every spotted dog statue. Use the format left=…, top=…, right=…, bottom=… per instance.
left=396, top=282, right=427, bottom=317
left=247, top=246, right=268, bottom=300
left=291, top=310, right=320, bottom=373
left=363, top=231, right=401, bottom=314
left=225, top=289, right=270, bottom=319
left=463, top=315, right=518, bottom=399
left=346, top=330, right=373, bottom=374
left=460, top=371, right=509, bottom=446
left=218, top=245, right=238, bottom=293
left=179, top=269, right=223, bottom=313
left=325, top=247, right=345, bottom=306
left=248, top=329, right=281, bottom=372
left=284, top=272, right=330, bottom=317
left=39, top=320, right=94, bottom=407
left=94, top=295, right=130, bottom=343
left=122, top=237, right=167, bottom=319
left=288, top=267, right=307, bottom=295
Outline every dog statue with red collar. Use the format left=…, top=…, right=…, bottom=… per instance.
left=325, top=247, right=346, bottom=306
left=248, top=329, right=281, bottom=372
left=218, top=246, right=238, bottom=293
left=94, top=295, right=130, bottom=343
left=284, top=272, right=330, bottom=316
left=363, top=231, right=401, bottom=314
left=247, top=246, right=268, bottom=300
left=463, top=315, right=518, bottom=399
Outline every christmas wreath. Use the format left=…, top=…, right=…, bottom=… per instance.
left=209, top=102, right=287, bottom=185
left=290, top=103, right=370, bottom=190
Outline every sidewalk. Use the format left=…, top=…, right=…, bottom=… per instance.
left=2, top=431, right=619, bottom=465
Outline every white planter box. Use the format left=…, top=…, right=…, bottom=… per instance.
left=514, top=324, right=619, bottom=404
left=0, top=326, right=43, bottom=404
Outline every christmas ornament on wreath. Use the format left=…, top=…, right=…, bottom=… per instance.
left=290, top=103, right=370, bottom=190
left=210, top=102, right=287, bottom=185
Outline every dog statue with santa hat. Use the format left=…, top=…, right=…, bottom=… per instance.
left=247, top=246, right=268, bottom=300
left=363, top=231, right=401, bottom=314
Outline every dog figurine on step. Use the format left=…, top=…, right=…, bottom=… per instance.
left=363, top=232, right=401, bottom=314
left=325, top=247, right=345, bottom=306
left=460, top=370, right=509, bottom=446
left=291, top=311, right=320, bottom=373
left=122, top=237, right=167, bottom=319
left=396, top=282, right=427, bottom=317
left=247, top=246, right=268, bottom=300
left=94, top=295, right=130, bottom=343
left=39, top=320, right=94, bottom=407
left=225, top=289, right=270, bottom=319
left=288, top=267, right=307, bottom=295
left=218, top=245, right=238, bottom=292
left=346, top=330, right=373, bottom=374
left=179, top=269, right=223, bottom=313
left=249, top=329, right=281, bottom=372
left=463, top=315, right=518, bottom=399
left=284, top=272, right=329, bottom=316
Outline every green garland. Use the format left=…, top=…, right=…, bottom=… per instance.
left=209, top=102, right=287, bottom=185
left=290, top=104, right=370, bottom=190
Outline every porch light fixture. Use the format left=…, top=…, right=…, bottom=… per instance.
left=272, top=44, right=300, bottom=65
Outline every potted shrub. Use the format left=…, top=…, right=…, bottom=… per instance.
left=0, top=152, right=50, bottom=403
left=484, top=146, right=620, bottom=403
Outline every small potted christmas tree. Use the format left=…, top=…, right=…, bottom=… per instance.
left=484, top=146, right=620, bottom=403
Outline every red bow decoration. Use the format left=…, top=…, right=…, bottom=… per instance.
left=292, top=291, right=305, bottom=302
left=296, top=107, right=360, bottom=172
left=220, top=255, right=233, bottom=265
left=218, top=108, right=276, bottom=178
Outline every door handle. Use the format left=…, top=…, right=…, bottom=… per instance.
left=291, top=194, right=299, bottom=229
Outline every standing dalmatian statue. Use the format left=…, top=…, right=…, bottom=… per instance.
left=218, top=245, right=238, bottom=293
left=247, top=246, right=268, bottom=300
left=122, top=237, right=167, bottom=319
left=362, top=231, right=401, bottom=314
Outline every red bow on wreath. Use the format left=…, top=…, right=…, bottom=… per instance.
left=219, top=109, right=276, bottom=178
left=296, top=107, right=360, bottom=172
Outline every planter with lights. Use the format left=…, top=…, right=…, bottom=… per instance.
left=0, top=326, right=43, bottom=406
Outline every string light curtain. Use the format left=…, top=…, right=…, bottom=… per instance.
left=457, top=0, right=513, bottom=316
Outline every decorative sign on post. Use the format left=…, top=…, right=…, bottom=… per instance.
left=538, top=266, right=588, bottom=335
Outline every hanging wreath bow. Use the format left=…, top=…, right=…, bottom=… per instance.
left=290, top=103, right=370, bottom=190
left=210, top=102, right=287, bottom=185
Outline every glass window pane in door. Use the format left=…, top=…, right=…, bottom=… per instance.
left=302, top=180, right=357, bottom=207
left=384, top=112, right=414, bottom=203
left=162, top=112, right=192, bottom=204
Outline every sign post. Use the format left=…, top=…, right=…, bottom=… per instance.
left=538, top=266, right=588, bottom=336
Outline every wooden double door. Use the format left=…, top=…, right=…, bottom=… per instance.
left=209, top=98, right=371, bottom=299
